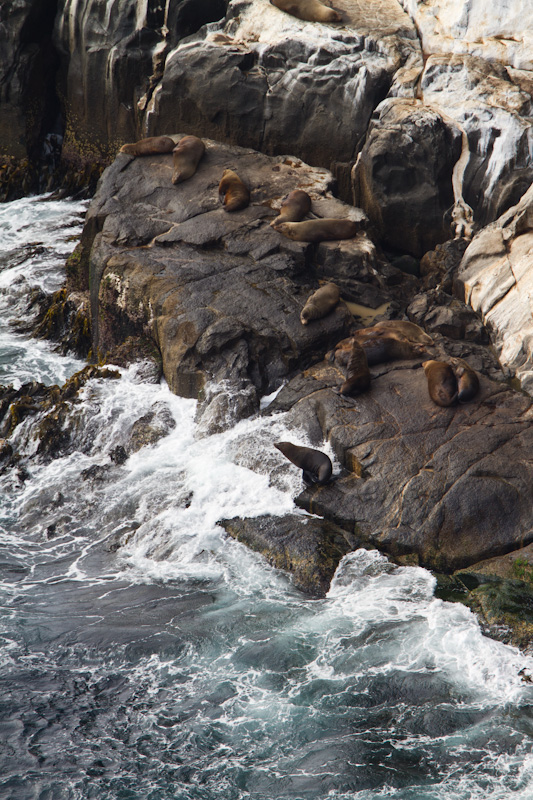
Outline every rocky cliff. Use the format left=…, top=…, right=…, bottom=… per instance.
left=2, top=0, right=533, bottom=627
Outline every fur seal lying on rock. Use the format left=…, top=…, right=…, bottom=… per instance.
left=369, top=320, right=434, bottom=346
left=450, top=357, right=480, bottom=403
left=271, top=189, right=312, bottom=228
left=120, top=136, right=175, bottom=156
left=219, top=169, right=250, bottom=212
left=275, top=218, right=358, bottom=242
left=270, top=0, right=341, bottom=23
left=338, top=340, right=370, bottom=396
left=172, top=135, right=205, bottom=184
left=422, top=360, right=458, bottom=407
left=328, top=322, right=430, bottom=368
left=300, top=283, right=340, bottom=325
left=274, top=441, right=332, bottom=486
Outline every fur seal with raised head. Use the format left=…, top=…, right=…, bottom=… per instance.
left=275, top=218, right=358, bottom=242
left=338, top=339, right=370, bottom=396
left=300, top=282, right=340, bottom=325
left=422, top=360, right=458, bottom=407
left=270, top=0, right=341, bottom=23
left=219, top=169, right=250, bottom=212
left=119, top=136, right=176, bottom=156
left=271, top=189, right=312, bottom=228
left=274, top=441, right=332, bottom=486
left=171, top=135, right=205, bottom=184
left=450, top=358, right=480, bottom=403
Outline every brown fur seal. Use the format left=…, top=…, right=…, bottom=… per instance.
left=450, top=358, right=480, bottom=403
left=119, top=136, right=175, bottom=156
left=274, top=441, right=332, bottom=486
left=300, top=283, right=340, bottom=325
left=370, top=320, right=434, bottom=346
left=171, top=135, right=205, bottom=184
left=338, top=340, right=370, bottom=396
left=328, top=330, right=427, bottom=368
left=422, top=360, right=458, bottom=407
left=275, top=218, right=357, bottom=242
left=270, top=0, right=341, bottom=23
left=219, top=169, right=250, bottom=212
left=354, top=331, right=428, bottom=366
left=271, top=189, right=312, bottom=228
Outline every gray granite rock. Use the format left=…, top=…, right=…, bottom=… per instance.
left=266, top=358, right=533, bottom=573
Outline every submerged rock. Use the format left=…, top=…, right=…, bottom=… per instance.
left=221, top=513, right=361, bottom=596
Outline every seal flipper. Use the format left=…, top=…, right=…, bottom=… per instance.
left=302, top=469, right=316, bottom=487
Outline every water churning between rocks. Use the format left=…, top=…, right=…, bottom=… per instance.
left=1, top=195, right=533, bottom=800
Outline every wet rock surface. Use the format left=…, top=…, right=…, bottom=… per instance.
left=221, top=513, right=361, bottom=596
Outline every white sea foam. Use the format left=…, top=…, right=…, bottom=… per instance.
left=0, top=193, right=88, bottom=386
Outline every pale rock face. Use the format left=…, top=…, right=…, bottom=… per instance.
left=420, top=54, right=533, bottom=226
left=456, top=183, right=533, bottom=393
left=399, top=0, right=533, bottom=70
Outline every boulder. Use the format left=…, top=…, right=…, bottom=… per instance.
left=420, top=54, right=533, bottom=228
left=52, top=0, right=227, bottom=162
left=79, top=138, right=409, bottom=427
left=398, top=0, right=533, bottom=70
left=352, top=99, right=462, bottom=257
left=221, top=513, right=362, bottom=596
left=145, top=0, right=422, bottom=191
left=0, top=0, right=61, bottom=195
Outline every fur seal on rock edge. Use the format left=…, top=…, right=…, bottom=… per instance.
left=270, top=0, right=341, bottom=23
left=422, top=360, right=458, bottom=407
left=119, top=136, right=176, bottom=156
left=300, top=283, right=340, bottom=325
left=271, top=189, right=312, bottom=228
left=274, top=441, right=332, bottom=486
left=275, top=218, right=358, bottom=242
left=171, top=135, right=205, bottom=184
left=219, top=168, right=250, bottom=212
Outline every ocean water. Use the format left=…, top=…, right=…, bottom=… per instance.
left=1, top=195, right=533, bottom=800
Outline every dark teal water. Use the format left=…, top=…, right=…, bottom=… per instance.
left=1, top=196, right=533, bottom=800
